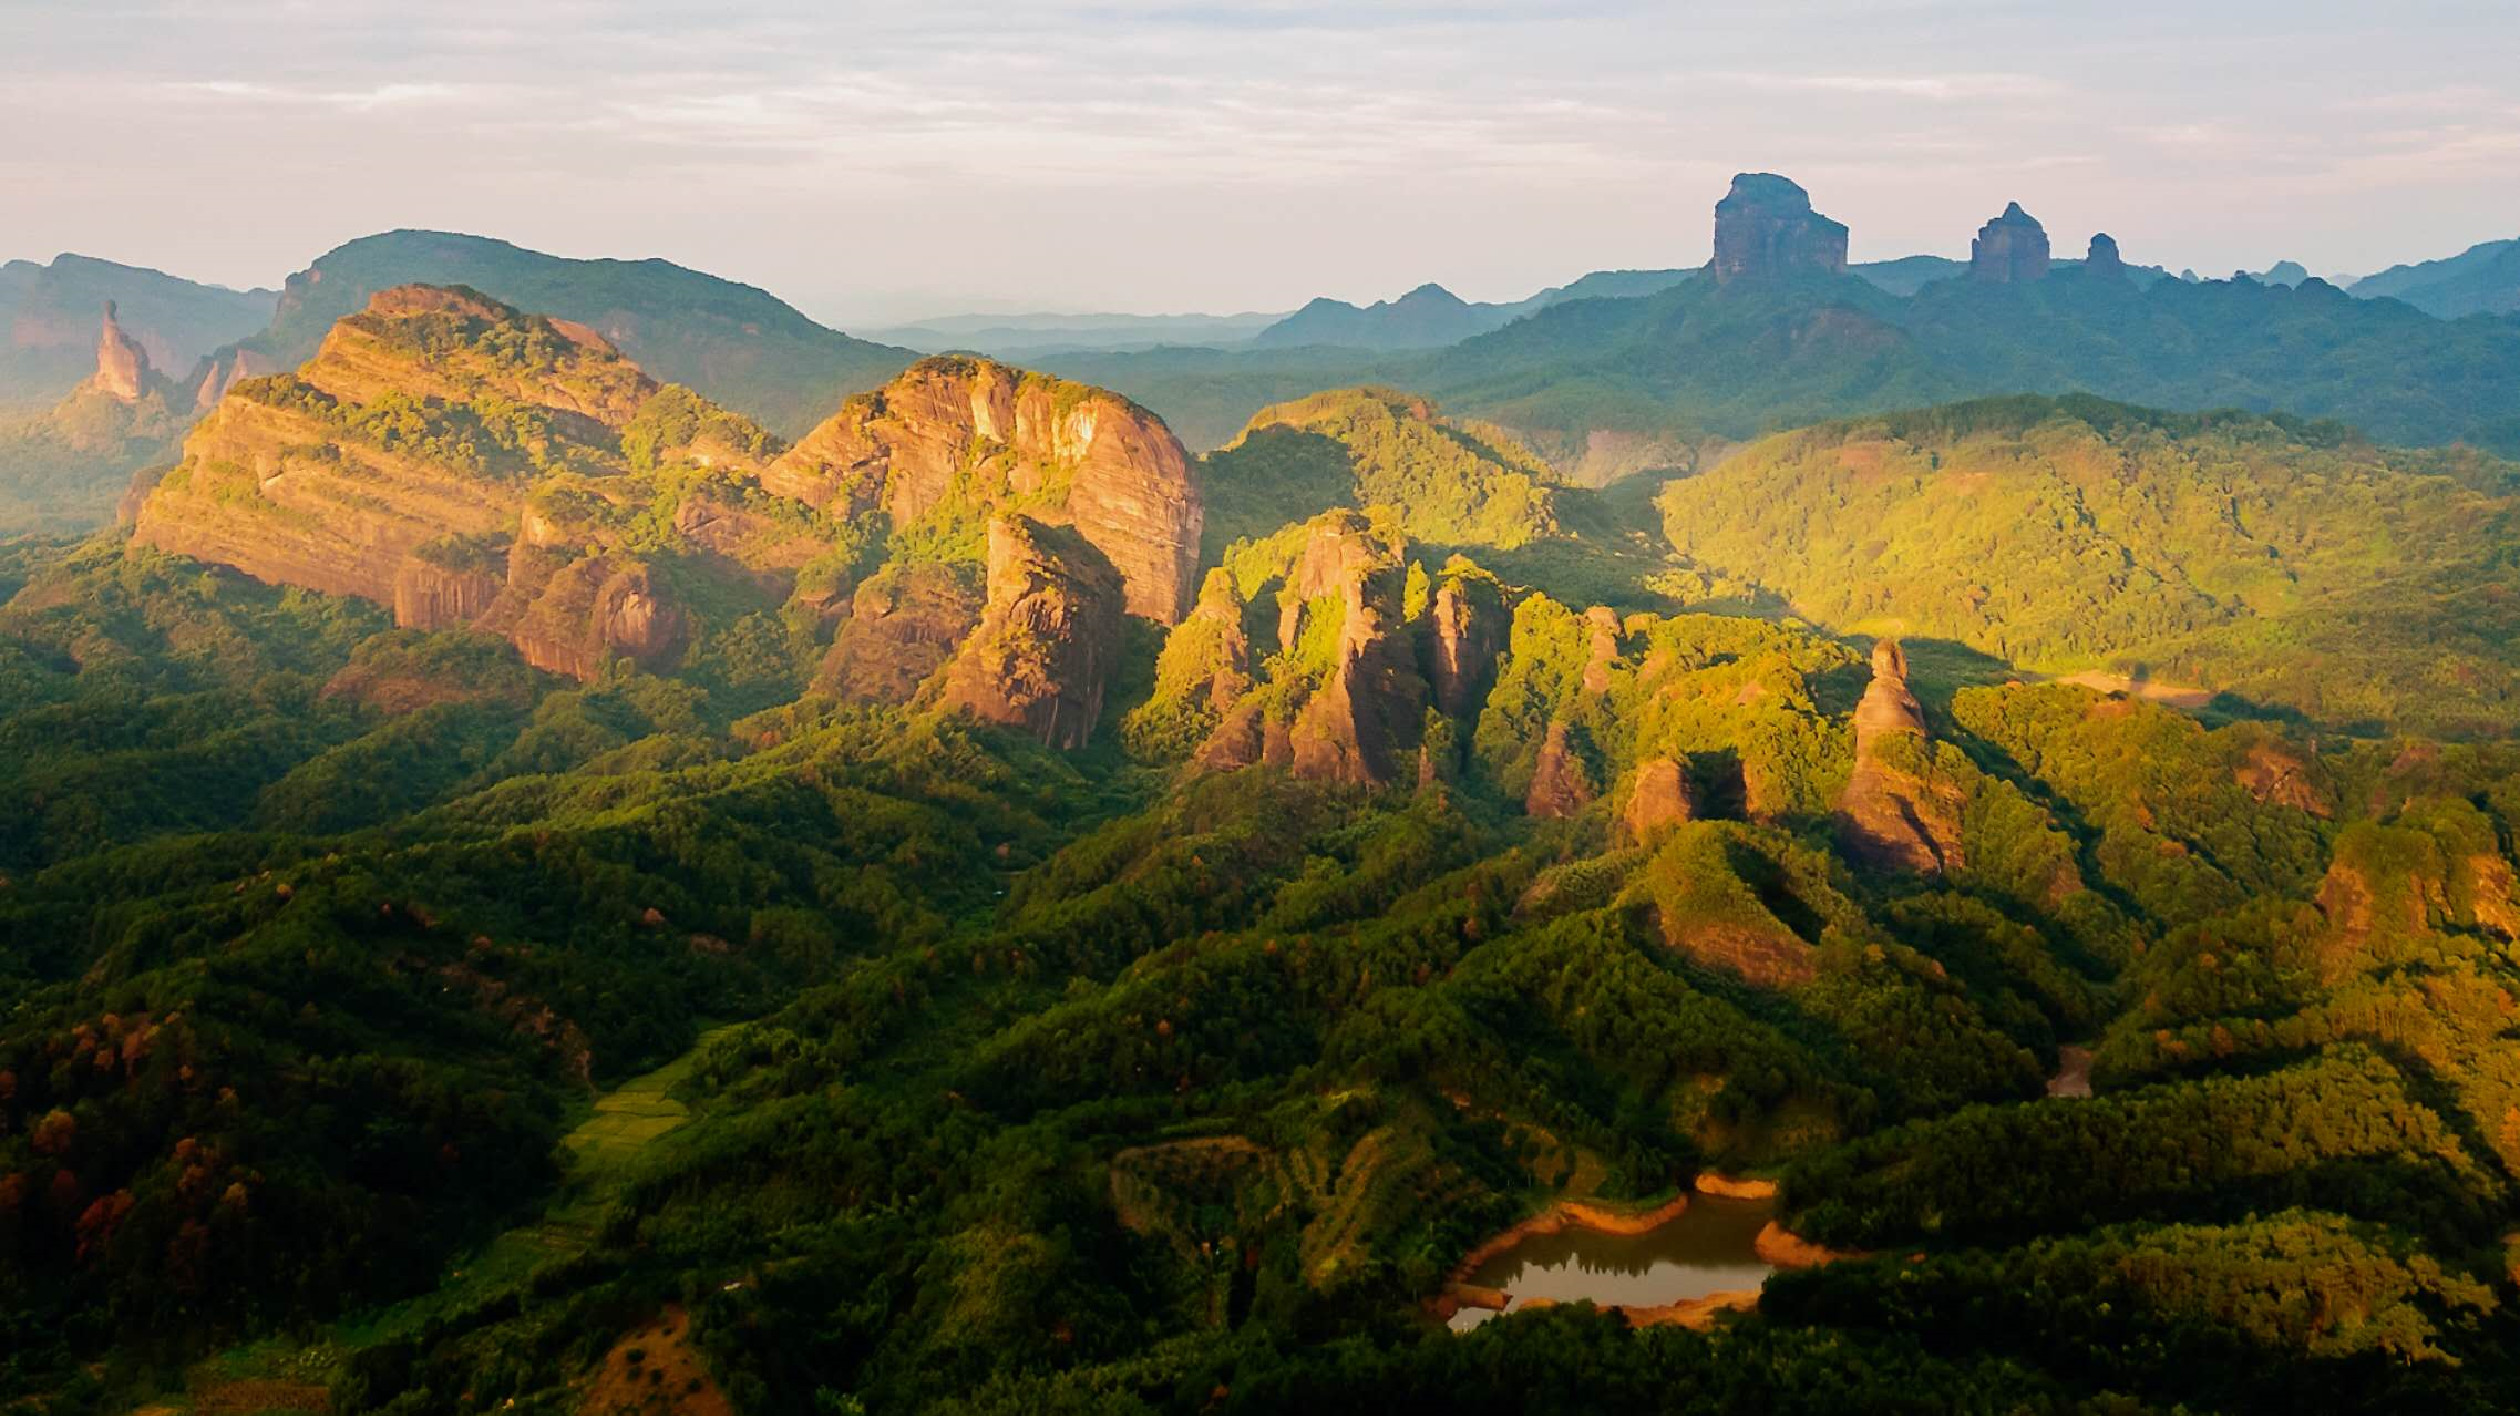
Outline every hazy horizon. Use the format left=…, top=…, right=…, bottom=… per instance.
left=8, top=0, right=2519, bottom=328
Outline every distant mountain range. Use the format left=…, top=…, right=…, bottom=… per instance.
left=2351, top=237, right=2520, bottom=318
left=863, top=309, right=1287, bottom=357
left=1047, top=179, right=2520, bottom=471
left=209, top=231, right=914, bottom=437
left=0, top=255, right=274, bottom=412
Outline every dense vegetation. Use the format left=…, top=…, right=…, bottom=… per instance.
left=1057, top=263, right=2520, bottom=483
left=1659, top=395, right=2520, bottom=735
left=8, top=326, right=2520, bottom=1415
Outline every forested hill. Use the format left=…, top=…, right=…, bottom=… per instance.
left=6, top=286, right=2520, bottom=1414
left=1657, top=394, right=2520, bottom=735
left=1053, top=200, right=2520, bottom=481
left=1424, top=261, right=2520, bottom=456
left=212, top=230, right=917, bottom=437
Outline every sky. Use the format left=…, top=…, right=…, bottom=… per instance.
left=5, top=0, right=2519, bottom=328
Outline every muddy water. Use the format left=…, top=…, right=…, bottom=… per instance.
left=1447, top=1193, right=1778, bottom=1331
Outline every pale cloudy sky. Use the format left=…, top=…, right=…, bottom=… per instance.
left=4, top=0, right=2518, bottom=326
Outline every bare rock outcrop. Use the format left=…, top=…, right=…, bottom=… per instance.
left=1837, top=640, right=1965, bottom=873
left=477, top=548, right=686, bottom=679
left=1969, top=202, right=2051, bottom=284
left=89, top=302, right=158, bottom=403
left=1194, top=512, right=1428, bottom=786
left=1524, top=720, right=1596, bottom=819
left=1426, top=570, right=1505, bottom=719
left=764, top=357, right=1201, bottom=622
left=1710, top=174, right=1849, bottom=284
left=392, top=554, right=504, bottom=631
left=935, top=517, right=1124, bottom=750
left=815, top=562, right=984, bottom=703
left=2083, top=233, right=2128, bottom=281
left=1622, top=757, right=1696, bottom=842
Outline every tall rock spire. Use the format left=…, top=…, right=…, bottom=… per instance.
left=91, top=300, right=156, bottom=402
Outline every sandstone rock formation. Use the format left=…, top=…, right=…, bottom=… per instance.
left=1838, top=640, right=1965, bottom=873
left=815, top=563, right=984, bottom=703
left=477, top=550, right=686, bottom=680
left=935, top=517, right=1125, bottom=749
left=1195, top=512, right=1429, bottom=787
left=1426, top=570, right=1505, bottom=719
left=1969, top=203, right=2051, bottom=284
left=2083, top=233, right=2128, bottom=280
left=764, top=357, right=1201, bottom=622
left=1710, top=174, right=1849, bottom=284
left=1524, top=720, right=1595, bottom=819
left=131, top=285, right=742, bottom=682
left=89, top=302, right=158, bottom=403
left=1621, top=757, right=1696, bottom=843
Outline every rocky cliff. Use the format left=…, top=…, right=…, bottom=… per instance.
left=935, top=517, right=1125, bottom=749
left=1838, top=640, right=1965, bottom=873
left=815, top=563, right=983, bottom=703
left=764, top=356, right=1202, bottom=623
left=128, top=285, right=782, bottom=681
left=131, top=286, right=649, bottom=613
left=1190, top=512, right=1431, bottom=786
left=1710, top=174, right=1850, bottom=284
left=1969, top=203, right=2051, bottom=284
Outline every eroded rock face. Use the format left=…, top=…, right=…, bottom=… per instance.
left=1195, top=512, right=1428, bottom=787
left=2084, top=233, right=2128, bottom=281
left=1838, top=640, right=1965, bottom=873
left=191, top=348, right=269, bottom=413
left=392, top=556, right=504, bottom=631
left=135, top=395, right=524, bottom=605
left=1427, top=572, right=1505, bottom=719
left=131, top=285, right=743, bottom=683
left=479, top=549, right=686, bottom=679
left=1710, top=174, right=1849, bottom=284
left=816, top=562, right=984, bottom=704
left=936, top=517, right=1125, bottom=750
left=90, top=302, right=157, bottom=403
left=765, top=357, right=1201, bottom=622
left=1622, top=757, right=1695, bottom=842
left=1970, top=202, right=2051, bottom=284
left=1524, top=720, right=1595, bottom=819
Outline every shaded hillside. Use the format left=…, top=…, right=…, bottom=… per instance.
left=2352, top=236, right=2520, bottom=318
left=0, top=254, right=275, bottom=411
left=1659, top=394, right=2520, bottom=733
left=1199, top=388, right=1560, bottom=555
left=213, top=230, right=915, bottom=436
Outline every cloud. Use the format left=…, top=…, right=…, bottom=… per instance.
left=1717, top=71, right=2064, bottom=102
left=169, top=79, right=475, bottom=111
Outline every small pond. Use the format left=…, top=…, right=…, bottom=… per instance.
left=1447, top=1193, right=1778, bottom=1331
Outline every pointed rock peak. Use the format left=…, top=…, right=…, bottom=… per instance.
left=91, top=298, right=155, bottom=402
left=1396, top=283, right=1462, bottom=305
left=1970, top=203, right=2051, bottom=283
left=1711, top=173, right=1849, bottom=284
